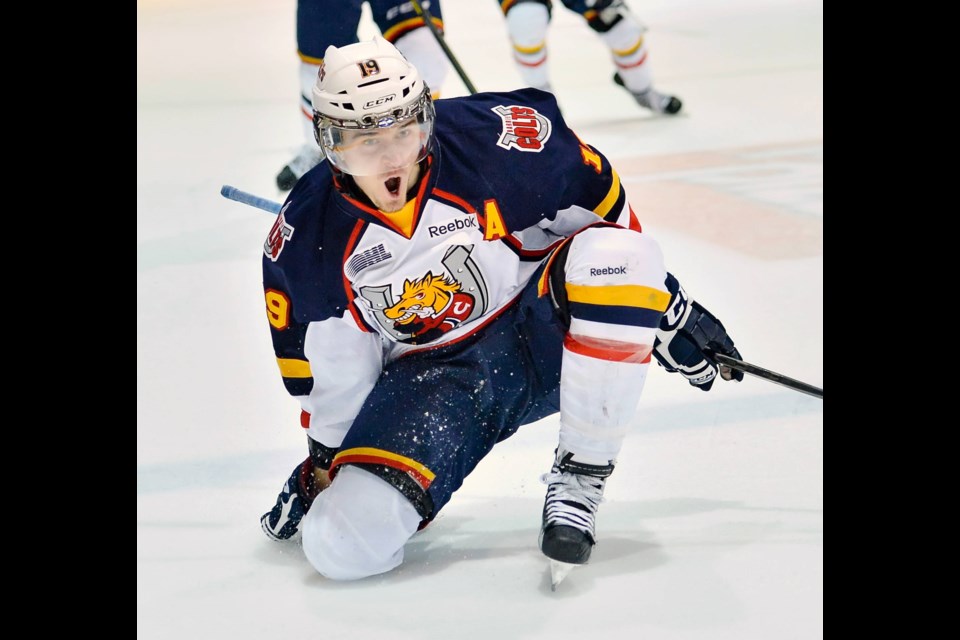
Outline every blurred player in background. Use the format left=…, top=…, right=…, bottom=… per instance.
left=497, top=0, right=681, bottom=114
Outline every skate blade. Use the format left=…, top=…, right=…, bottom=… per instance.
left=549, top=559, right=576, bottom=591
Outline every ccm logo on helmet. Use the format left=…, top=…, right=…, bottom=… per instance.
left=364, top=94, right=396, bottom=109
left=491, top=105, right=552, bottom=152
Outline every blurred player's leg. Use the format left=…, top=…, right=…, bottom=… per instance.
left=393, top=27, right=449, bottom=99
left=568, top=0, right=682, bottom=114
left=276, top=0, right=364, bottom=191
left=373, top=0, right=450, bottom=98
left=501, top=0, right=553, bottom=91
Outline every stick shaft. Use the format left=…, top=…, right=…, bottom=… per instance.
left=220, top=185, right=282, bottom=214
left=713, top=353, right=823, bottom=399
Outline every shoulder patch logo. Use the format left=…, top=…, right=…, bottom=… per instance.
left=491, top=105, right=552, bottom=152
left=264, top=203, right=294, bottom=262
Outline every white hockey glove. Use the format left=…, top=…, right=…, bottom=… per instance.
left=653, top=279, right=743, bottom=392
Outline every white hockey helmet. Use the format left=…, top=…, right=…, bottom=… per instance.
left=312, top=36, right=435, bottom=177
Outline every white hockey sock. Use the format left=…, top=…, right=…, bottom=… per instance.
left=599, top=13, right=654, bottom=93
left=299, top=59, right=321, bottom=146
left=505, top=2, right=551, bottom=90
left=559, top=342, right=651, bottom=462
left=556, top=226, right=668, bottom=461
left=394, top=27, right=450, bottom=98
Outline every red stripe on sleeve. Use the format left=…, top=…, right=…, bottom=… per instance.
left=564, top=333, right=653, bottom=363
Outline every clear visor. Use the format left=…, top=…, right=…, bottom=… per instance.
left=319, top=103, right=434, bottom=177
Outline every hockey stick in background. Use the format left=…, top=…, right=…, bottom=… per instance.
left=409, top=0, right=478, bottom=95
left=713, top=353, right=823, bottom=399
left=221, top=185, right=281, bottom=215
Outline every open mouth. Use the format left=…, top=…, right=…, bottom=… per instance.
left=385, top=176, right=401, bottom=196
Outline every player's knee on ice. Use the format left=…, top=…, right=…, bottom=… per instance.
left=301, top=465, right=422, bottom=580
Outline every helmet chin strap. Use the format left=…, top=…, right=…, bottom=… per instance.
left=332, top=155, right=432, bottom=208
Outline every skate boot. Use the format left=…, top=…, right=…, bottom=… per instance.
left=260, top=456, right=322, bottom=541
left=538, top=448, right=613, bottom=565
left=275, top=143, right=324, bottom=191
left=613, top=72, right=682, bottom=115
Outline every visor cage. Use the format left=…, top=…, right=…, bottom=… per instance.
left=315, top=89, right=435, bottom=177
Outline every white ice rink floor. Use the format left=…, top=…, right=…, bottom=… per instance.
left=137, top=1, right=823, bottom=638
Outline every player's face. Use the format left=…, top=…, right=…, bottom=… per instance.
left=340, top=121, right=423, bottom=212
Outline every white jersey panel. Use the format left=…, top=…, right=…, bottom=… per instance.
left=345, top=198, right=547, bottom=359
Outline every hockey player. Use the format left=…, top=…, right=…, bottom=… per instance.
left=276, top=0, right=451, bottom=192
left=259, top=36, right=739, bottom=582
left=498, top=0, right=682, bottom=114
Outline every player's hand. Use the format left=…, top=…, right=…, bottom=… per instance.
left=260, top=456, right=329, bottom=541
left=653, top=286, right=743, bottom=391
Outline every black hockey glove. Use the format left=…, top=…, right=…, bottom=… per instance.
left=260, top=455, right=321, bottom=541
left=653, top=278, right=743, bottom=392
left=260, top=436, right=337, bottom=541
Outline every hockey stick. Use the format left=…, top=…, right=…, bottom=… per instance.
left=409, top=0, right=478, bottom=95
left=220, top=185, right=281, bottom=215
left=713, top=353, right=823, bottom=399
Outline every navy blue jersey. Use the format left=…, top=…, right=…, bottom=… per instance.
left=261, top=88, right=641, bottom=449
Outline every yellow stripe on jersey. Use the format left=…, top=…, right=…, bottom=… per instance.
left=594, top=169, right=622, bottom=219
left=566, top=283, right=670, bottom=311
left=297, top=51, right=323, bottom=65
left=277, top=358, right=312, bottom=378
left=382, top=17, right=443, bottom=42
left=334, top=447, right=436, bottom=483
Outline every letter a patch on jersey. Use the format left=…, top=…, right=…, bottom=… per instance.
left=491, top=105, right=552, bottom=152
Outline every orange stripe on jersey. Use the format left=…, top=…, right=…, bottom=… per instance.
left=342, top=220, right=371, bottom=332
left=331, top=447, right=436, bottom=489
left=432, top=188, right=477, bottom=213
left=564, top=334, right=653, bottom=363
left=628, top=204, right=642, bottom=231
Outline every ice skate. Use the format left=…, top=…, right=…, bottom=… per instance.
left=613, top=72, right=682, bottom=115
left=539, top=448, right=613, bottom=588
